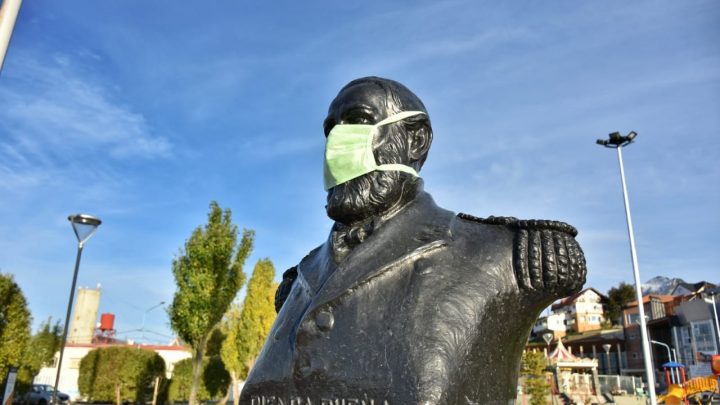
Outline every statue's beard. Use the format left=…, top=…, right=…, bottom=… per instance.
left=326, top=170, right=413, bottom=226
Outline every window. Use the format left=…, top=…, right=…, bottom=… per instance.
left=627, top=313, right=640, bottom=325
left=70, top=358, right=82, bottom=369
left=693, top=321, right=717, bottom=353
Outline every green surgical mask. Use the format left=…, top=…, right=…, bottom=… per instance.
left=323, top=111, right=426, bottom=190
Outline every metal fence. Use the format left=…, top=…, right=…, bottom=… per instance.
left=597, top=374, right=644, bottom=395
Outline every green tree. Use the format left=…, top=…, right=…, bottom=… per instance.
left=168, top=201, right=253, bottom=405
left=521, top=350, right=550, bottom=405
left=17, top=320, right=63, bottom=392
left=220, top=259, right=277, bottom=405
left=0, top=273, right=31, bottom=384
left=78, top=346, right=165, bottom=405
left=605, top=282, right=636, bottom=325
left=168, top=357, right=229, bottom=403
left=219, top=304, right=245, bottom=405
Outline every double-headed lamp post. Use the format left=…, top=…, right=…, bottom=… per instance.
left=597, top=131, right=657, bottom=404
left=141, top=301, right=166, bottom=342
left=650, top=340, right=676, bottom=383
left=52, top=214, right=101, bottom=405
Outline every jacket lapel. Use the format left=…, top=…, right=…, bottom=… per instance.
left=306, top=192, right=454, bottom=314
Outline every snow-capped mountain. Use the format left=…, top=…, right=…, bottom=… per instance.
left=641, top=276, right=686, bottom=295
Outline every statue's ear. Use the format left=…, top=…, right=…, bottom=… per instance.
left=408, top=125, right=432, bottom=162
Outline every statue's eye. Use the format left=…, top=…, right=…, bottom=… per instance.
left=345, top=111, right=373, bottom=125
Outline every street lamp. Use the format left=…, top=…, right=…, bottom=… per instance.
left=650, top=340, right=676, bottom=383
left=602, top=344, right=612, bottom=375
left=541, top=332, right=556, bottom=405
left=708, top=288, right=720, bottom=352
left=53, top=214, right=101, bottom=405
left=596, top=131, right=657, bottom=404
left=141, top=301, right=166, bottom=342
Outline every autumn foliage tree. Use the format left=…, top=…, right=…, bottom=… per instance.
left=521, top=350, right=550, bottom=405
left=168, top=202, right=253, bottom=405
left=220, top=259, right=277, bottom=405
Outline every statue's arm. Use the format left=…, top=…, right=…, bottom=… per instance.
left=274, top=266, right=298, bottom=313
left=512, top=219, right=587, bottom=298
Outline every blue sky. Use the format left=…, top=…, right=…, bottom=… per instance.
left=1, top=1, right=718, bottom=343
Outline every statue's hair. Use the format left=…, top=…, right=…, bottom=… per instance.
left=340, top=77, right=433, bottom=170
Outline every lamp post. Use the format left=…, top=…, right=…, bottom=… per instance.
left=596, top=131, right=656, bottom=404
left=0, top=0, right=22, bottom=74
left=602, top=344, right=612, bottom=375
left=709, top=289, right=720, bottom=352
left=651, top=340, right=676, bottom=383
left=141, top=301, right=166, bottom=342
left=53, top=214, right=101, bottom=405
left=542, top=332, right=556, bottom=405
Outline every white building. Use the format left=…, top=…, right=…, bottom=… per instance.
left=551, top=288, right=607, bottom=334
left=34, top=343, right=191, bottom=400
left=533, top=312, right=567, bottom=338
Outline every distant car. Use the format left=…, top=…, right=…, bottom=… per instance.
left=16, top=384, right=69, bottom=405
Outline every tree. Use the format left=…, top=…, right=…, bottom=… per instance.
left=521, top=350, right=550, bottom=405
left=17, top=320, right=63, bottom=392
left=219, top=305, right=245, bottom=405
left=168, top=357, right=229, bottom=403
left=78, top=346, right=165, bottom=405
left=168, top=201, right=254, bottom=405
left=605, top=282, right=636, bottom=325
left=0, top=273, right=31, bottom=384
left=221, top=259, right=277, bottom=405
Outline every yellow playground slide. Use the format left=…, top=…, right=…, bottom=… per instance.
left=658, top=376, right=718, bottom=404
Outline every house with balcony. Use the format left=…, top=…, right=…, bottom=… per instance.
left=551, top=288, right=608, bottom=334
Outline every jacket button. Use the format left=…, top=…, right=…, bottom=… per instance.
left=414, top=258, right=433, bottom=275
left=315, top=311, right=334, bottom=331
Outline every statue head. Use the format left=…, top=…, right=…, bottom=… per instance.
left=323, top=77, right=433, bottom=225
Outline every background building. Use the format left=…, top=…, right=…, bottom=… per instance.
left=67, top=286, right=101, bottom=344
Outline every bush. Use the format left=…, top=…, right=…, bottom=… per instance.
left=521, top=350, right=551, bottom=405
left=168, top=357, right=229, bottom=402
left=78, top=346, right=165, bottom=405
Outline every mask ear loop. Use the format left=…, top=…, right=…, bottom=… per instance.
left=372, top=111, right=426, bottom=177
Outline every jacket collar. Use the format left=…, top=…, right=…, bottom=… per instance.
left=300, top=191, right=454, bottom=314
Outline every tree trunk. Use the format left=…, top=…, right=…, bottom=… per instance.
left=215, top=381, right=231, bottom=405
left=189, top=341, right=205, bottom=405
left=114, top=383, right=122, bottom=405
left=151, top=376, right=160, bottom=405
left=231, top=372, right=239, bottom=405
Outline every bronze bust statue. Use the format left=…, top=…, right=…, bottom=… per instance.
left=241, top=77, right=587, bottom=405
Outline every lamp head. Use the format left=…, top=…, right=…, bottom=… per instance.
left=68, top=214, right=101, bottom=245
left=596, top=131, right=638, bottom=148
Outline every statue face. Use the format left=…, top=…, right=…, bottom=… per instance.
left=323, top=82, right=413, bottom=225
left=324, top=82, right=392, bottom=134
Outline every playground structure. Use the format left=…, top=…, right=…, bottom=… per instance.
left=545, top=339, right=602, bottom=404
left=657, top=356, right=720, bottom=404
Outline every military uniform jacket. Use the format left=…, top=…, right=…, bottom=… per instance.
left=241, top=192, right=586, bottom=405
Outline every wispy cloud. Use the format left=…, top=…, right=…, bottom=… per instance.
left=0, top=53, right=170, bottom=176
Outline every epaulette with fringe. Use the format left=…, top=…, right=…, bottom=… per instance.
left=457, top=213, right=586, bottom=295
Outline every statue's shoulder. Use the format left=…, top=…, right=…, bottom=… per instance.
left=456, top=213, right=586, bottom=297
left=274, top=244, right=325, bottom=313
left=456, top=213, right=577, bottom=236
